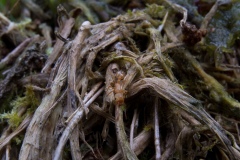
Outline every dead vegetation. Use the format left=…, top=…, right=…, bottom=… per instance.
left=1, top=0, right=240, bottom=160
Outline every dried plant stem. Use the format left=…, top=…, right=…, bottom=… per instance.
left=200, top=0, right=220, bottom=44
left=53, top=87, right=104, bottom=160
left=0, top=114, right=32, bottom=150
left=19, top=55, right=68, bottom=160
left=68, top=21, right=91, bottom=116
left=67, top=20, right=91, bottom=159
left=0, top=37, right=31, bottom=69
left=2, top=2, right=240, bottom=159
left=68, top=21, right=91, bottom=91
left=128, top=77, right=240, bottom=159
left=89, top=104, right=115, bottom=123
left=66, top=81, right=103, bottom=123
left=176, top=107, right=201, bottom=126
left=130, top=109, right=138, bottom=149
left=43, top=88, right=67, bottom=115
left=175, top=126, right=194, bottom=159
left=115, top=105, right=138, bottom=160
left=0, top=12, right=11, bottom=25
left=6, top=144, right=10, bottom=160
left=110, top=129, right=152, bottom=160
left=160, top=132, right=175, bottom=160
left=154, top=97, right=161, bottom=160
left=123, top=65, right=140, bottom=89
left=84, top=82, right=103, bottom=101
left=164, top=0, right=187, bottom=24
left=0, top=10, right=27, bottom=45
left=182, top=50, right=240, bottom=119
left=101, top=119, right=110, bottom=141
left=158, top=11, right=168, bottom=32
left=200, top=0, right=220, bottom=30
left=21, top=0, right=50, bottom=20
left=70, top=125, right=82, bottom=160
left=225, top=130, right=240, bottom=151
left=236, top=123, right=240, bottom=142
left=42, top=5, right=75, bottom=73
left=39, top=23, right=52, bottom=48
left=148, top=28, right=175, bottom=81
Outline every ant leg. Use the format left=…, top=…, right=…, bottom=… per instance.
left=106, top=86, right=114, bottom=96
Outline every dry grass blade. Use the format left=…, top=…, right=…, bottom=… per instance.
left=110, top=129, right=153, bottom=160
left=115, top=105, right=138, bottom=160
left=42, top=5, right=75, bottom=73
left=53, top=87, right=104, bottom=160
left=89, top=104, right=115, bottom=123
left=0, top=114, right=32, bottom=151
left=0, top=38, right=31, bottom=70
left=154, top=97, right=161, bottom=160
left=147, top=28, right=175, bottom=81
left=128, top=77, right=197, bottom=107
left=128, top=77, right=240, bottom=159
left=19, top=55, right=68, bottom=160
left=182, top=49, right=240, bottom=119
left=130, top=109, right=139, bottom=149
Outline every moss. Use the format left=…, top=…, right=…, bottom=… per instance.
left=206, top=2, right=240, bottom=47
left=11, top=85, right=40, bottom=110
left=0, top=85, right=40, bottom=128
left=145, top=4, right=165, bottom=19
left=0, top=110, right=22, bottom=128
left=13, top=135, right=24, bottom=145
left=143, top=124, right=153, bottom=131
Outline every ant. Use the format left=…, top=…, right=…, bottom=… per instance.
left=113, top=70, right=127, bottom=106
left=106, top=64, right=127, bottom=106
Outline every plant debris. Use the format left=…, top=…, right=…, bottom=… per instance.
left=1, top=0, right=240, bottom=160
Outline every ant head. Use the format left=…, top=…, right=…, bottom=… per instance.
left=111, top=63, right=119, bottom=74
left=116, top=70, right=125, bottom=80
